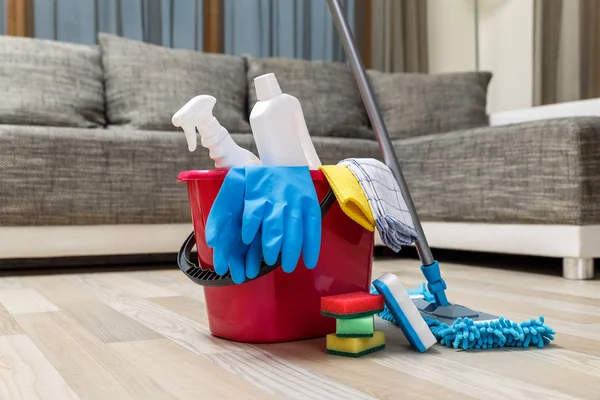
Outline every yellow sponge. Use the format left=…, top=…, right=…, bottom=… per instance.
left=326, top=330, right=385, bottom=357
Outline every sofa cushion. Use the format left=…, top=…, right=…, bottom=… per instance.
left=246, top=57, right=373, bottom=139
left=0, top=36, right=105, bottom=128
left=393, top=117, right=600, bottom=225
left=98, top=33, right=250, bottom=133
left=4, top=118, right=599, bottom=227
left=0, top=125, right=380, bottom=226
left=369, top=70, right=492, bottom=140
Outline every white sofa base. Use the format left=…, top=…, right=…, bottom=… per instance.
left=0, top=222, right=597, bottom=279
left=0, top=224, right=193, bottom=259
left=375, top=222, right=599, bottom=279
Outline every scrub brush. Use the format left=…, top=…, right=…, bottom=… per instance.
left=372, top=273, right=437, bottom=352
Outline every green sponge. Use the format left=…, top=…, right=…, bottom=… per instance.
left=336, top=315, right=374, bottom=337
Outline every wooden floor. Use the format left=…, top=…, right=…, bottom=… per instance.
left=0, top=257, right=598, bottom=400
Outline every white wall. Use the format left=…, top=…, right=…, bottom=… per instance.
left=427, top=0, right=477, bottom=73
left=427, top=0, right=535, bottom=113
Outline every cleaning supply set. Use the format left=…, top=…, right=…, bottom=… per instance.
left=172, top=0, right=556, bottom=353
left=175, top=71, right=374, bottom=343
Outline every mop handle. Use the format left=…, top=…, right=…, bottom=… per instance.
left=326, top=0, right=435, bottom=267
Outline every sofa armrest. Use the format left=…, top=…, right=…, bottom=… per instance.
left=393, top=117, right=600, bottom=225
left=489, top=99, right=600, bottom=126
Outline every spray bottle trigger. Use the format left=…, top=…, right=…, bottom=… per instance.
left=181, top=123, right=197, bottom=152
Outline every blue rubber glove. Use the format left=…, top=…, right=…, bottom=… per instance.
left=241, top=165, right=321, bottom=272
left=205, top=168, right=263, bottom=284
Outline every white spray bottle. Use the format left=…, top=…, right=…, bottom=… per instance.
left=172, top=95, right=261, bottom=169
left=249, top=73, right=321, bottom=169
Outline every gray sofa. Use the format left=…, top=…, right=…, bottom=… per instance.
left=0, top=33, right=598, bottom=279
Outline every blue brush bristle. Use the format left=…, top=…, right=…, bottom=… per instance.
left=406, top=282, right=436, bottom=303
left=370, top=283, right=556, bottom=350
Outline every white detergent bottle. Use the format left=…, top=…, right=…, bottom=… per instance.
left=172, top=95, right=261, bottom=169
left=250, top=73, right=321, bottom=169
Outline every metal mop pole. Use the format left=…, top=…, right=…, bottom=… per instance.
left=326, top=0, right=435, bottom=267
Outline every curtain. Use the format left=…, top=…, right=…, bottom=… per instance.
left=28, top=0, right=205, bottom=50
left=533, top=0, right=600, bottom=105
left=223, top=0, right=360, bottom=62
left=17, top=0, right=363, bottom=60
left=0, top=0, right=5, bottom=35
left=369, top=0, right=428, bottom=73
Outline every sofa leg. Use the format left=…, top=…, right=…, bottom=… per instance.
left=562, top=257, right=595, bottom=280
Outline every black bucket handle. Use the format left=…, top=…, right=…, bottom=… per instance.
left=177, top=189, right=337, bottom=287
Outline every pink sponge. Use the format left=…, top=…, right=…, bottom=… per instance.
left=321, top=292, right=384, bottom=319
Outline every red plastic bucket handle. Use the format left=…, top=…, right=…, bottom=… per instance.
left=177, top=189, right=336, bottom=287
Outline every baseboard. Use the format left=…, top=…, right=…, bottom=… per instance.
left=376, top=222, right=600, bottom=259
left=0, top=224, right=193, bottom=259
left=2, top=222, right=599, bottom=260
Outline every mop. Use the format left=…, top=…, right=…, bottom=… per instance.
left=326, top=0, right=556, bottom=350
left=370, top=283, right=555, bottom=350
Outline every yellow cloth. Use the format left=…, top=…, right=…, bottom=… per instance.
left=319, top=165, right=375, bottom=232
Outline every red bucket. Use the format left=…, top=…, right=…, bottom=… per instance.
left=177, top=168, right=374, bottom=343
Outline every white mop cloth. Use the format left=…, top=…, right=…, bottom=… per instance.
left=339, top=158, right=418, bottom=252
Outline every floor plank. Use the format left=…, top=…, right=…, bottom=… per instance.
left=0, top=257, right=597, bottom=399
left=204, top=346, right=377, bottom=399
left=126, top=270, right=207, bottom=302
left=21, top=274, right=165, bottom=343
left=79, top=277, right=377, bottom=398
left=76, top=274, right=244, bottom=354
left=58, top=301, right=164, bottom=343
left=0, top=277, right=25, bottom=289
left=148, top=295, right=209, bottom=325
left=14, top=312, right=178, bottom=400
left=372, top=351, right=580, bottom=400
left=0, top=334, right=79, bottom=400
left=0, top=303, right=24, bottom=335
left=18, top=274, right=101, bottom=305
left=0, top=288, right=59, bottom=315
left=414, top=344, right=600, bottom=398
left=257, top=339, right=475, bottom=400
left=552, top=334, right=600, bottom=358
left=110, top=339, right=277, bottom=400
left=86, top=273, right=179, bottom=298
left=374, top=317, right=588, bottom=399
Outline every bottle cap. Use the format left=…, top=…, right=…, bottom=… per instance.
left=255, top=73, right=282, bottom=101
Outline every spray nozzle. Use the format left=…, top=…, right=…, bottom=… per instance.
left=172, top=95, right=218, bottom=152
left=172, top=94, right=262, bottom=168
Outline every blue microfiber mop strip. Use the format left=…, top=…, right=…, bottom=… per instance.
left=371, top=283, right=556, bottom=350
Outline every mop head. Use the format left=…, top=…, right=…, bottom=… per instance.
left=370, top=282, right=556, bottom=350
